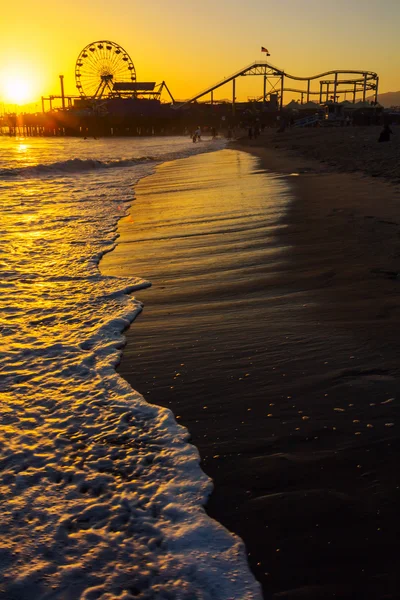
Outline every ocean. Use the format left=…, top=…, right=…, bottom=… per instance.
left=0, top=135, right=263, bottom=600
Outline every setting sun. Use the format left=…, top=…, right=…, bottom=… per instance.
left=3, top=76, right=31, bottom=104
left=0, top=63, right=41, bottom=106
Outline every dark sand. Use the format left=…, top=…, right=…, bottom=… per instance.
left=246, top=125, right=400, bottom=183
left=102, top=137, right=400, bottom=599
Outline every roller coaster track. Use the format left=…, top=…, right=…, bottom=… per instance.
left=177, top=61, right=282, bottom=107
left=280, top=69, right=377, bottom=82
left=177, top=60, right=378, bottom=108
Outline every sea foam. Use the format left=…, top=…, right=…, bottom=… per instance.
left=0, top=136, right=262, bottom=599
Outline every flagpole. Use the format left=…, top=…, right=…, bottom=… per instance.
left=261, top=47, right=270, bottom=106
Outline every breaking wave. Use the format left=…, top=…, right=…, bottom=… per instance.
left=0, top=155, right=157, bottom=178
left=0, top=135, right=261, bottom=598
left=0, top=138, right=228, bottom=179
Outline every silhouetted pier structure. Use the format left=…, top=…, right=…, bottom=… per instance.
left=178, top=60, right=379, bottom=113
left=0, top=42, right=381, bottom=137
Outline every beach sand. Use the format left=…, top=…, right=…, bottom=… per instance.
left=101, top=132, right=400, bottom=599
left=243, top=125, right=400, bottom=182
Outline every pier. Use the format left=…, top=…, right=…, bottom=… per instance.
left=0, top=41, right=381, bottom=137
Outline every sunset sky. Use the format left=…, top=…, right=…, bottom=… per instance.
left=1, top=0, right=399, bottom=108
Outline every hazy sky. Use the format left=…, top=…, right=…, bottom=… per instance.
left=1, top=0, right=399, bottom=106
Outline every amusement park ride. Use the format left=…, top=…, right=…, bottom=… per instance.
left=40, top=39, right=379, bottom=113
left=41, top=40, right=174, bottom=112
left=178, top=61, right=379, bottom=113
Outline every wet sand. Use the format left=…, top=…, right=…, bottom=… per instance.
left=101, top=142, right=400, bottom=599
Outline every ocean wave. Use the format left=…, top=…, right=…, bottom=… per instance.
left=0, top=155, right=157, bottom=178
left=0, top=136, right=261, bottom=599
left=0, top=138, right=228, bottom=180
left=1, top=275, right=261, bottom=599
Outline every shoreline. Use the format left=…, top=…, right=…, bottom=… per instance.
left=105, top=136, right=400, bottom=599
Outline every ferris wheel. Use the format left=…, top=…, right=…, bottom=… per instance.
left=75, top=40, right=136, bottom=99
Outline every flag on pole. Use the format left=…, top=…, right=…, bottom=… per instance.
left=261, top=47, right=270, bottom=56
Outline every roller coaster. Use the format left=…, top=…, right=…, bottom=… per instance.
left=177, top=60, right=379, bottom=111
left=39, top=42, right=379, bottom=119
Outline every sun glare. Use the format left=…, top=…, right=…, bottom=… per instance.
left=4, top=77, right=31, bottom=104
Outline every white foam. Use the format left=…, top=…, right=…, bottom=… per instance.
left=0, top=136, right=262, bottom=599
left=0, top=136, right=227, bottom=179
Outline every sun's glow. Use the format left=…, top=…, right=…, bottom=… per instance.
left=0, top=63, right=41, bottom=106
left=3, top=77, right=31, bottom=104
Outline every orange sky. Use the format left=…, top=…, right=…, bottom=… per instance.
left=1, top=0, right=399, bottom=109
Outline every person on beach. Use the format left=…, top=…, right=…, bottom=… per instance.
left=277, top=118, right=286, bottom=133
left=192, top=127, right=200, bottom=143
left=378, top=124, right=393, bottom=142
